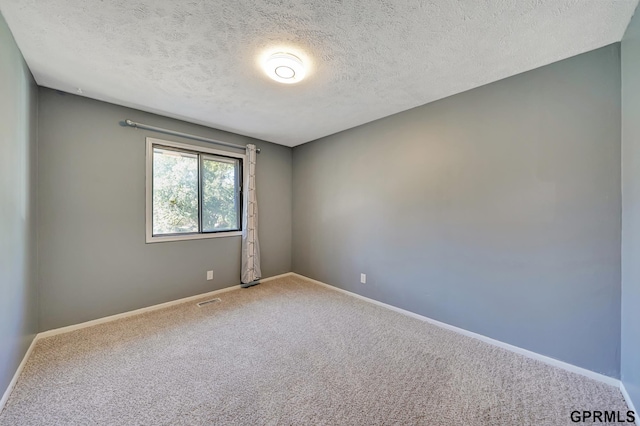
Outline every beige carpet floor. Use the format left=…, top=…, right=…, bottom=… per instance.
left=0, top=275, right=631, bottom=425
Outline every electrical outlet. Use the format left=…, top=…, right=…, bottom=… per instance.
left=206, top=270, right=213, bottom=280
left=360, top=273, right=366, bottom=284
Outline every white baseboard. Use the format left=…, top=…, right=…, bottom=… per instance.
left=38, top=284, right=239, bottom=339
left=0, top=336, right=38, bottom=414
left=620, top=382, right=638, bottom=416
left=259, top=272, right=294, bottom=283
left=39, top=272, right=294, bottom=339
left=291, top=273, right=621, bottom=388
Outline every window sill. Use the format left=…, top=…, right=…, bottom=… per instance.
left=146, top=231, right=242, bottom=244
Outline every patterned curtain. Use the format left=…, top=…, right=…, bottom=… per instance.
left=241, top=144, right=261, bottom=285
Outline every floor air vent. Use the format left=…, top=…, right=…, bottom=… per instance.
left=197, top=298, right=221, bottom=307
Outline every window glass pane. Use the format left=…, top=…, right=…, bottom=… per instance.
left=152, top=147, right=199, bottom=235
left=202, top=156, right=240, bottom=232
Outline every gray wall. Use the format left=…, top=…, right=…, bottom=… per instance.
left=293, top=45, right=622, bottom=377
left=622, top=6, right=640, bottom=410
left=0, top=12, right=38, bottom=398
left=37, top=88, right=292, bottom=331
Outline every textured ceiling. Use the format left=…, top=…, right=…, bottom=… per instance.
left=1, top=0, right=638, bottom=146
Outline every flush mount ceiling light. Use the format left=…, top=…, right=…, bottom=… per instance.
left=264, top=52, right=306, bottom=84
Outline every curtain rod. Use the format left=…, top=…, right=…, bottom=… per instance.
left=123, top=119, right=260, bottom=153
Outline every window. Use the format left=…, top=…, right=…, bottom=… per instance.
left=146, top=137, right=244, bottom=243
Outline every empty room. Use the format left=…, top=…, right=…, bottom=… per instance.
left=1, top=0, right=639, bottom=424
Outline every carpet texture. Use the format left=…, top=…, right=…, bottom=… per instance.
left=0, top=275, right=631, bottom=425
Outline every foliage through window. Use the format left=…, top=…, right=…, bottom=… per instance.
left=147, top=139, right=242, bottom=242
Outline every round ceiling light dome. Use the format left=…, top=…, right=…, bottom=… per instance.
left=264, top=52, right=306, bottom=84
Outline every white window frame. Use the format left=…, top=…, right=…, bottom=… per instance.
left=145, top=137, right=245, bottom=243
